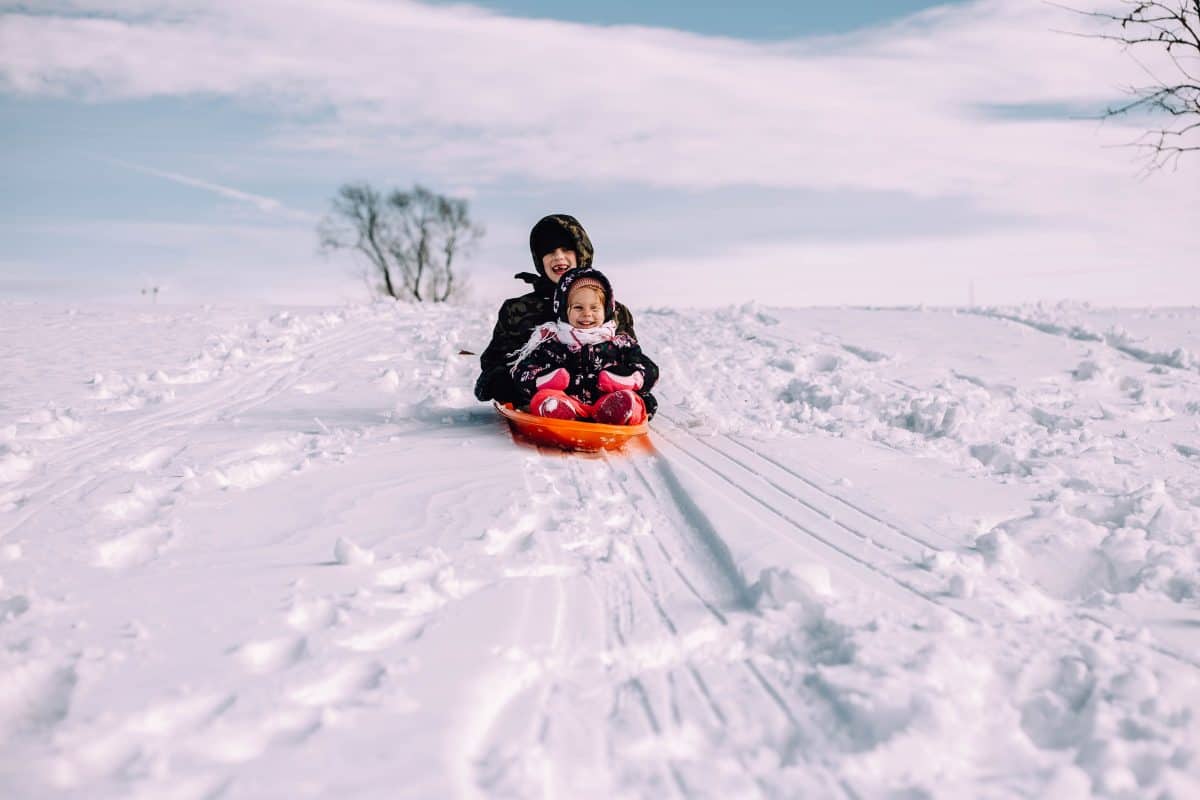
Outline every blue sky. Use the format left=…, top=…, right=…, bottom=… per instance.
left=2, top=0, right=1196, bottom=308
left=425, top=0, right=968, bottom=38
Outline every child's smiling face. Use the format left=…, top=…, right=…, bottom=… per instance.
left=541, top=247, right=577, bottom=283
left=566, top=287, right=604, bottom=329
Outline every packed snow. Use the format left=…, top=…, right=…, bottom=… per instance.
left=1, top=300, right=1199, bottom=799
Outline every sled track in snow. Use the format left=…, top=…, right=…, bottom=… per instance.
left=583, top=451, right=780, bottom=797
left=526, top=449, right=708, bottom=795
left=614, top=451, right=792, bottom=703
left=963, top=308, right=1199, bottom=374
left=651, top=413, right=978, bottom=624
left=716, top=430, right=1200, bottom=673
left=559, top=450, right=696, bottom=798
left=652, top=415, right=1200, bottom=675
left=477, top=445, right=854, bottom=797
left=599, top=449, right=852, bottom=798
left=463, top=445, right=695, bottom=797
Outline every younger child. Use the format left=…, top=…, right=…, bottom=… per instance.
left=510, top=268, right=658, bottom=425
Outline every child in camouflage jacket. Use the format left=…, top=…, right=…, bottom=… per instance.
left=474, top=214, right=638, bottom=404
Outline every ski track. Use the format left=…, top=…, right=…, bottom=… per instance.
left=1, top=306, right=480, bottom=798
left=4, top=302, right=1200, bottom=798
left=606, top=452, right=798, bottom=797
left=2, top=318, right=386, bottom=546
left=460, top=441, right=857, bottom=798
left=469, top=448, right=735, bottom=797
left=658, top=416, right=1200, bottom=678
left=651, top=414, right=973, bottom=622
left=617, top=450, right=849, bottom=798
left=963, top=307, right=1199, bottom=374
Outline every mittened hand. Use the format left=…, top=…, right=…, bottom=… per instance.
left=535, top=367, right=570, bottom=392
left=598, top=369, right=644, bottom=393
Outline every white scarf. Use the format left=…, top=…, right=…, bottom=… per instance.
left=510, top=320, right=617, bottom=366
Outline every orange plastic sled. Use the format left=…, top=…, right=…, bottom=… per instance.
left=495, top=402, right=649, bottom=452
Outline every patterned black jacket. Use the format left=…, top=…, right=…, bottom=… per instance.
left=509, top=267, right=657, bottom=416
left=511, top=332, right=658, bottom=416
left=474, top=214, right=637, bottom=403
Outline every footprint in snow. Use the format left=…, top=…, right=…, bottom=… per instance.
left=287, top=661, right=388, bottom=708
left=373, top=548, right=447, bottom=587
left=210, top=457, right=296, bottom=491
left=101, top=481, right=177, bottom=523
left=187, top=706, right=322, bottom=765
left=93, top=526, right=173, bottom=570
left=372, top=565, right=482, bottom=616
left=842, top=343, right=889, bottom=363
left=207, top=437, right=314, bottom=492
left=53, top=692, right=237, bottom=787
left=1, top=594, right=31, bottom=622
left=371, top=581, right=449, bottom=616
left=0, top=660, right=78, bottom=735
left=232, top=635, right=309, bottom=675
left=1174, top=443, right=1200, bottom=459
left=806, top=353, right=843, bottom=373
left=285, top=597, right=344, bottom=633
left=480, top=513, right=538, bottom=556
left=376, top=369, right=402, bottom=391
left=123, top=445, right=183, bottom=473
left=336, top=618, right=426, bottom=653
left=19, top=406, right=85, bottom=440
left=0, top=443, right=35, bottom=483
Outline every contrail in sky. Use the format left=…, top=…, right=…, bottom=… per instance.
left=105, top=158, right=315, bottom=221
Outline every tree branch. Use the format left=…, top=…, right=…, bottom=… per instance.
left=319, top=182, right=482, bottom=302
left=1060, top=0, right=1200, bottom=168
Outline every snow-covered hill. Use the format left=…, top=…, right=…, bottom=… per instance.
left=2, top=301, right=1199, bottom=799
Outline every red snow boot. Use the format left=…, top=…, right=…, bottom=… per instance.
left=530, top=389, right=587, bottom=420
left=592, top=390, right=647, bottom=426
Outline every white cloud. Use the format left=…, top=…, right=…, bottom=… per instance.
left=2, top=0, right=1195, bottom=306
left=0, top=1, right=1150, bottom=203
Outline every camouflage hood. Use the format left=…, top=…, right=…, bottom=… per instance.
left=528, top=214, right=594, bottom=276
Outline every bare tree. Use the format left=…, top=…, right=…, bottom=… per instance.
left=319, top=182, right=484, bottom=302
left=1068, top=1, right=1200, bottom=168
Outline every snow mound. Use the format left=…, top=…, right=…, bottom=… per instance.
left=333, top=537, right=376, bottom=566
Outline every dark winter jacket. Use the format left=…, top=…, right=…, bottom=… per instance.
left=474, top=214, right=636, bottom=403
left=510, top=268, right=658, bottom=416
